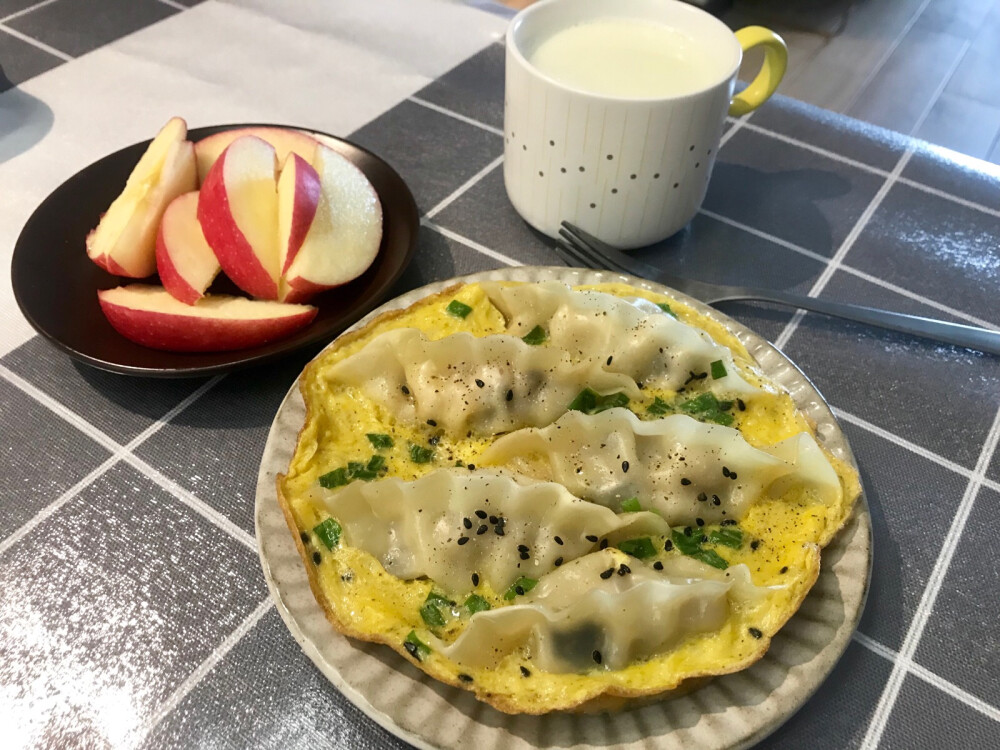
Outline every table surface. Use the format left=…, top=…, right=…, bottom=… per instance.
left=2, top=2, right=1000, bottom=749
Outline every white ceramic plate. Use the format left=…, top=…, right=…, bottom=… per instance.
left=255, top=266, right=871, bottom=750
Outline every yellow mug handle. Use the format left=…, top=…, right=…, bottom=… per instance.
left=729, top=26, right=788, bottom=117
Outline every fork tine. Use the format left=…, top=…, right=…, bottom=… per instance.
left=561, top=221, right=662, bottom=280
left=551, top=238, right=588, bottom=268
left=558, top=225, right=636, bottom=276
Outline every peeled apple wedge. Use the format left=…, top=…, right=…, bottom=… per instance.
left=86, top=117, right=197, bottom=278
left=194, top=126, right=320, bottom=184
left=198, top=136, right=281, bottom=300
left=98, top=285, right=318, bottom=352
left=279, top=144, right=383, bottom=303
left=155, top=191, right=221, bottom=305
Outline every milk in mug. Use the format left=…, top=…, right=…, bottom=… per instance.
left=529, top=18, right=728, bottom=99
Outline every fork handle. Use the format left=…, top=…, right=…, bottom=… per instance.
left=739, top=289, right=1000, bottom=356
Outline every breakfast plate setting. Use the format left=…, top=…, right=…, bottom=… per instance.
left=2, top=1, right=999, bottom=749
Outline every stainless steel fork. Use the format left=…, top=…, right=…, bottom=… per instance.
left=554, top=221, right=1000, bottom=356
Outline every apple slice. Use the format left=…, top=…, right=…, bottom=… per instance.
left=198, top=135, right=280, bottom=300
left=194, top=127, right=320, bottom=184
left=98, top=285, right=317, bottom=352
left=277, top=153, right=322, bottom=276
left=87, top=117, right=197, bottom=277
left=279, top=145, right=383, bottom=303
left=156, top=191, right=221, bottom=305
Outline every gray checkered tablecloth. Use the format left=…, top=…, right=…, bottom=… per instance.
left=2, top=2, right=1000, bottom=748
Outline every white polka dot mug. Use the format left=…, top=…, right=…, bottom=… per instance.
left=504, top=0, right=787, bottom=248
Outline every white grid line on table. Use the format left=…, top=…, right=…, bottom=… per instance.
left=409, top=95, right=504, bottom=137
left=699, top=209, right=1000, bottom=331
left=853, top=632, right=1000, bottom=724
left=834, top=407, right=1000, bottom=495
left=861, top=404, right=1000, bottom=749
left=0, top=0, right=60, bottom=24
left=0, top=21, right=71, bottom=61
left=422, top=219, right=523, bottom=266
left=424, top=154, right=504, bottom=220
left=773, top=147, right=914, bottom=352
left=415, top=95, right=1000, bottom=229
left=718, top=110, right=754, bottom=149
left=155, top=0, right=188, bottom=11
left=136, top=597, right=275, bottom=745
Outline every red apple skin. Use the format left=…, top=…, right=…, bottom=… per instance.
left=104, top=255, right=136, bottom=277
left=197, top=138, right=279, bottom=300
left=155, top=233, right=201, bottom=305
left=281, top=277, right=332, bottom=304
left=280, top=154, right=322, bottom=275
left=98, top=290, right=317, bottom=352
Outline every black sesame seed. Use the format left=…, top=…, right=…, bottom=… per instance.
left=712, top=495, right=721, bottom=506
left=730, top=471, right=738, bottom=480
left=696, top=518, right=705, bottom=527
left=477, top=525, right=488, bottom=535
left=586, top=534, right=599, bottom=542
left=495, top=526, right=505, bottom=536
left=555, top=557, right=564, bottom=566
left=554, top=535, right=564, bottom=545
left=428, top=435, right=440, bottom=446
left=458, top=537, right=469, bottom=546
left=458, top=673, right=474, bottom=683
left=515, top=586, right=525, bottom=595
left=467, top=464, right=476, bottom=470
left=749, top=627, right=763, bottom=639
left=463, top=518, right=472, bottom=529
left=489, top=515, right=499, bottom=524
left=400, top=385, right=410, bottom=395
left=593, top=650, right=603, bottom=664
left=737, top=398, right=746, bottom=411
left=607, top=355, right=613, bottom=365
left=697, top=492, right=708, bottom=502
left=519, top=551, right=530, bottom=560
left=600, top=568, right=615, bottom=579
left=751, top=540, right=760, bottom=551
left=475, top=510, right=487, bottom=519
left=475, top=379, right=485, bottom=388
left=618, top=564, right=631, bottom=576
left=427, top=419, right=437, bottom=427
left=653, top=561, right=664, bottom=570
left=506, top=389, right=514, bottom=401
left=300, top=531, right=310, bottom=543
left=722, top=519, right=738, bottom=526
left=780, top=566, right=788, bottom=574
left=472, top=573, right=480, bottom=586
left=722, top=466, right=731, bottom=477
left=520, top=666, right=531, bottom=677
left=312, top=551, right=321, bottom=565
left=622, top=461, right=630, bottom=473
left=664, top=540, right=673, bottom=551
left=680, top=478, right=692, bottom=486
left=518, top=544, right=529, bottom=552
left=683, top=527, right=693, bottom=537
left=599, top=538, right=609, bottom=550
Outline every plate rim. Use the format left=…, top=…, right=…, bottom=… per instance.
left=10, top=122, right=419, bottom=378
left=255, top=265, right=872, bottom=750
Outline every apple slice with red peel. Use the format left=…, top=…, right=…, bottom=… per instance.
left=98, top=285, right=317, bottom=352
left=198, top=135, right=280, bottom=300
left=194, top=127, right=320, bottom=184
left=277, top=153, right=322, bottom=276
left=156, top=191, right=221, bottom=305
left=279, top=144, right=383, bottom=302
left=87, top=117, right=197, bottom=277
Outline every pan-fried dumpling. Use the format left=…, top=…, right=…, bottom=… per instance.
left=325, top=327, right=640, bottom=436
left=483, top=281, right=758, bottom=394
left=481, top=408, right=841, bottom=524
left=437, top=549, right=770, bottom=672
left=315, top=469, right=669, bottom=595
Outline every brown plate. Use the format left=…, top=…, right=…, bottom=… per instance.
left=10, top=124, right=419, bottom=377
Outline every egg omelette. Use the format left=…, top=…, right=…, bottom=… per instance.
left=276, top=280, right=861, bottom=714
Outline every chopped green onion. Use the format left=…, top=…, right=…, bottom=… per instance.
left=568, top=388, right=630, bottom=414
left=691, top=548, right=729, bottom=570
left=313, top=518, right=342, bottom=550
left=419, top=601, right=446, bottom=627
left=680, top=392, right=735, bottom=426
left=464, top=594, right=491, bottom=614
left=408, top=443, right=435, bottom=464
left=707, top=526, right=743, bottom=549
left=366, top=433, right=394, bottom=450
left=617, top=537, right=657, bottom=559
left=522, top=325, right=547, bottom=345
left=455, top=460, right=465, bottom=468
left=647, top=397, right=672, bottom=416
left=503, top=576, right=539, bottom=600
left=318, top=467, right=349, bottom=488
left=366, top=454, right=386, bottom=473
left=620, top=497, right=642, bottom=513
left=346, top=460, right=367, bottom=475
left=710, top=360, right=728, bottom=380
left=446, top=300, right=473, bottom=318
left=404, top=630, right=431, bottom=660
left=670, top=527, right=705, bottom=555
left=656, top=302, right=677, bottom=318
